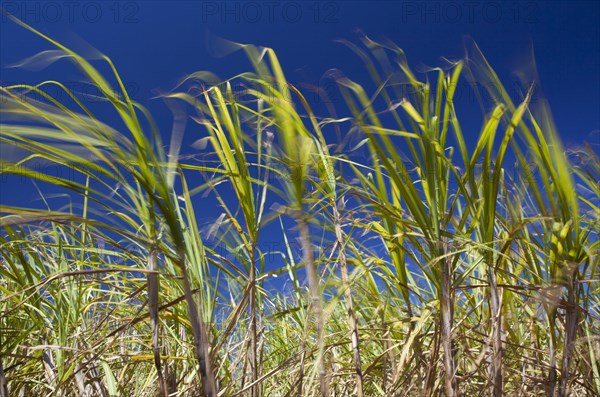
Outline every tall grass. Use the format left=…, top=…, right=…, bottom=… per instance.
left=1, top=17, right=599, bottom=397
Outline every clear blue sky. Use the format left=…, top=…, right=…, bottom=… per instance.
left=2, top=1, right=598, bottom=142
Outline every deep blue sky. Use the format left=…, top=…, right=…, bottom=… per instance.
left=1, top=1, right=599, bottom=276
left=2, top=1, right=598, bottom=143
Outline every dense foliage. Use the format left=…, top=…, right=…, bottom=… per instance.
left=1, top=16, right=598, bottom=397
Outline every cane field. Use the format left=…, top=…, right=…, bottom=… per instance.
left=1, top=14, right=599, bottom=397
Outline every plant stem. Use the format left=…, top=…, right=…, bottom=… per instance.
left=179, top=253, right=218, bottom=397
left=148, top=247, right=167, bottom=397
left=297, top=215, right=328, bottom=396
left=441, top=254, right=456, bottom=397
left=333, top=204, right=364, bottom=397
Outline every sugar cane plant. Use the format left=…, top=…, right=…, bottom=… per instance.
left=1, top=15, right=598, bottom=397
